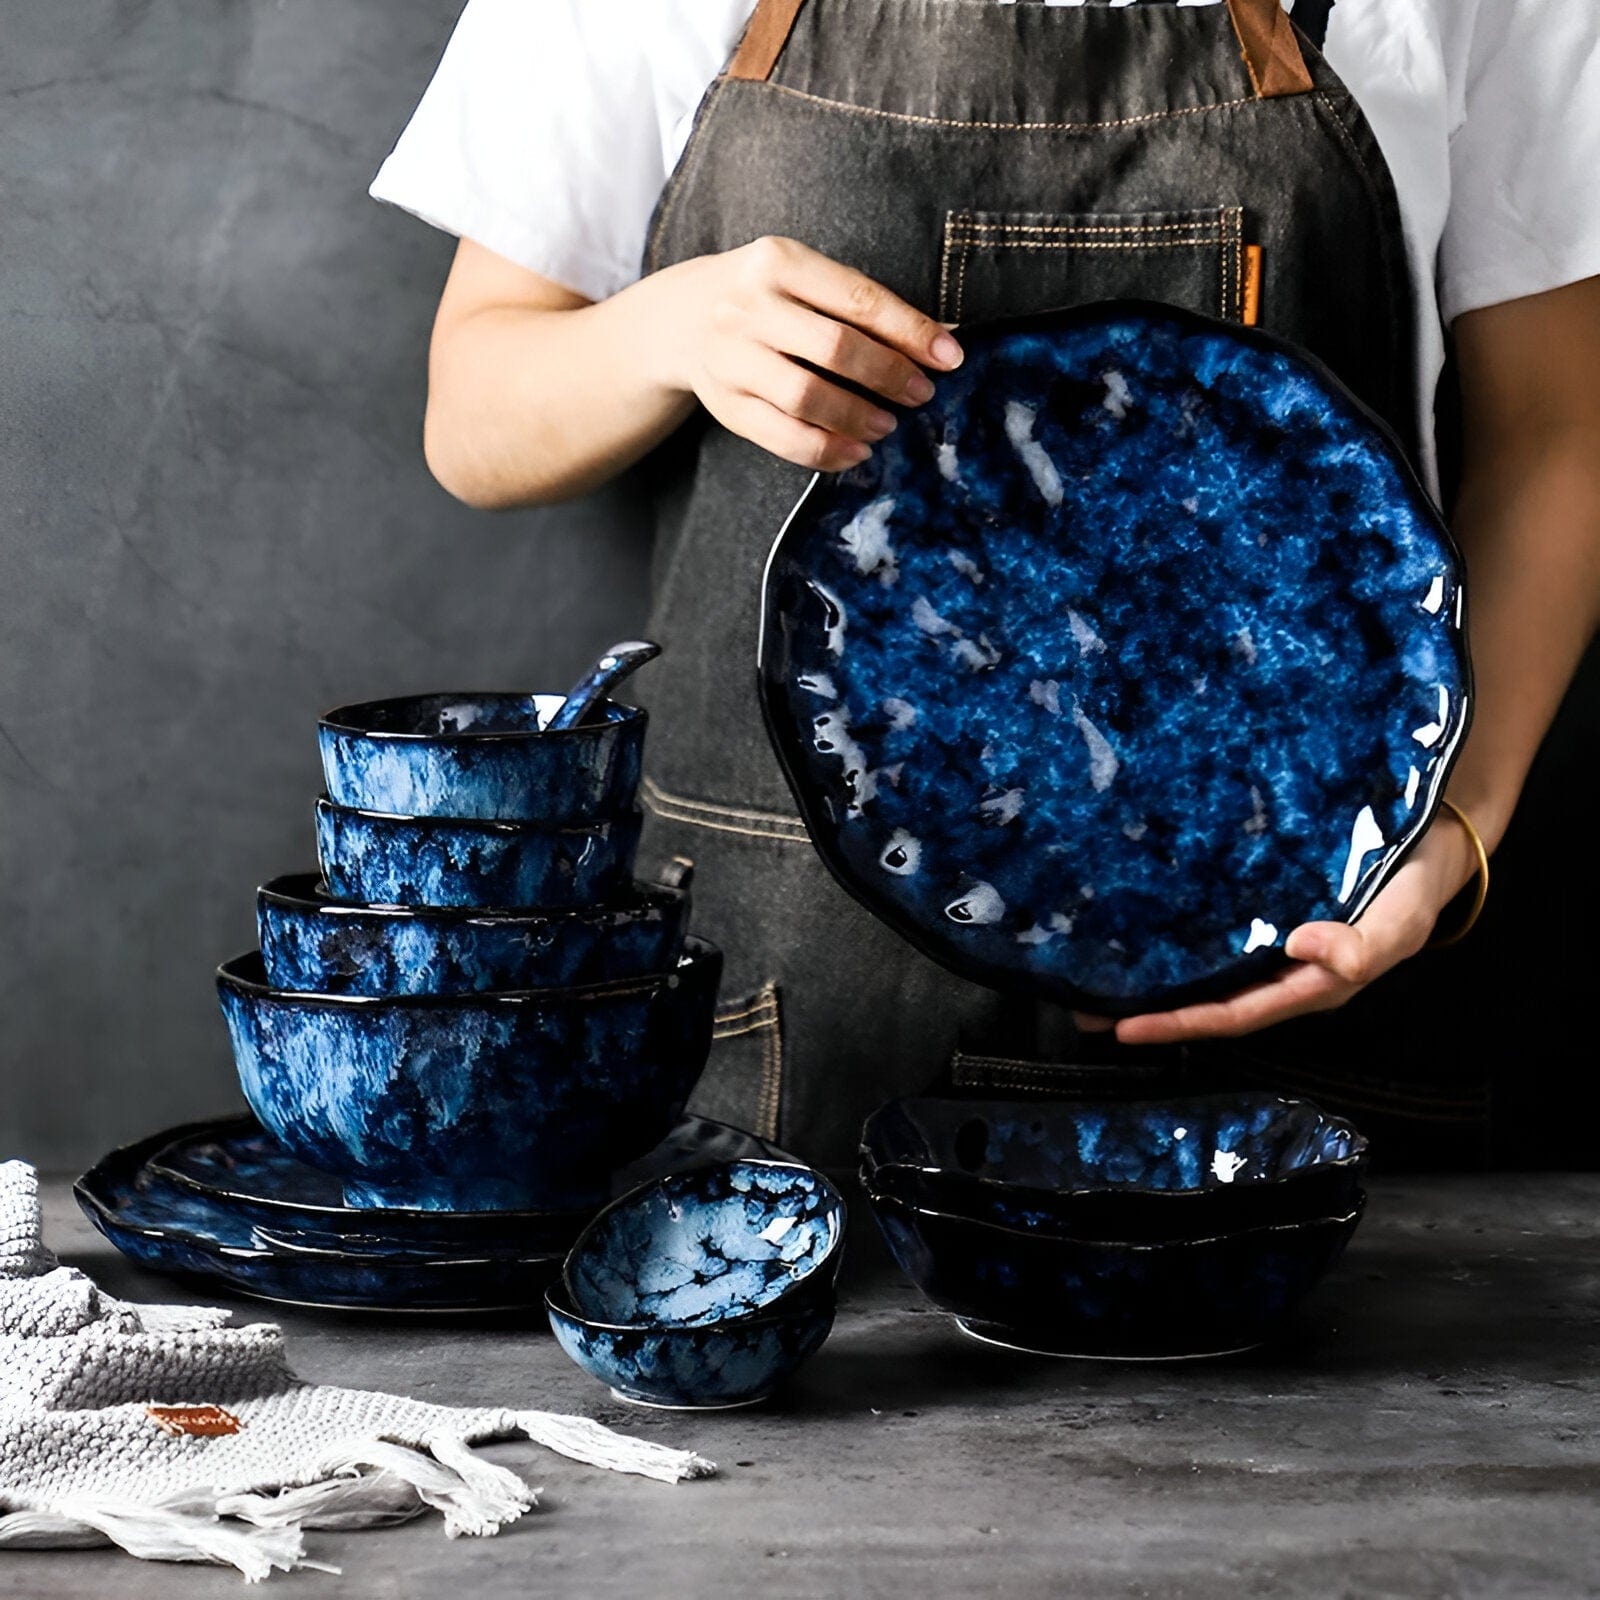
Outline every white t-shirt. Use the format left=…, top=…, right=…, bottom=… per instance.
left=372, top=0, right=1600, bottom=491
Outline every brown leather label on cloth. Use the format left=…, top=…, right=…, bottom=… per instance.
left=145, top=1403, right=243, bottom=1438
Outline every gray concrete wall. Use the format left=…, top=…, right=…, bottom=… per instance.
left=1, top=2, right=1594, bottom=1172
left=0, top=2, right=651, bottom=1166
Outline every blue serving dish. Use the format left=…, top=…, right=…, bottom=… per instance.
left=860, top=1093, right=1366, bottom=1242
left=546, top=1278, right=833, bottom=1409
left=564, top=1160, right=846, bottom=1326
left=75, top=1111, right=787, bottom=1312
left=864, top=1177, right=1364, bottom=1360
left=759, top=301, right=1471, bottom=1015
left=217, top=939, right=721, bottom=1212
left=315, top=798, right=641, bottom=910
left=319, top=691, right=645, bottom=823
left=257, top=869, right=690, bottom=996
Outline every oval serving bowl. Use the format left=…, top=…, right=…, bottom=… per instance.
left=563, top=1160, right=847, bottom=1327
left=258, top=870, right=690, bottom=996
left=759, top=301, right=1470, bottom=1015
left=216, top=938, right=722, bottom=1213
left=319, top=691, right=645, bottom=823
left=315, top=798, right=641, bottom=910
left=860, top=1093, right=1366, bottom=1242
left=864, top=1177, right=1364, bottom=1360
left=546, top=1278, right=834, bottom=1410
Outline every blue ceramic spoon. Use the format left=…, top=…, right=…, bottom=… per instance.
left=547, top=639, right=661, bottom=730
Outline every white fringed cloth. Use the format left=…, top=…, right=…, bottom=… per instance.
left=0, top=1160, right=714, bottom=1580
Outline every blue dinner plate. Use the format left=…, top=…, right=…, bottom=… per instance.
left=759, top=301, right=1470, bottom=1014
left=76, top=1113, right=789, bottom=1313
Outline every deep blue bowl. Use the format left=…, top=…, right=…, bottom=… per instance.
left=217, top=938, right=721, bottom=1212
left=546, top=1279, right=834, bottom=1409
left=315, top=798, right=641, bottom=909
left=257, top=870, right=690, bottom=996
left=860, top=1093, right=1367, bottom=1242
left=319, top=691, right=645, bottom=823
left=864, top=1180, right=1364, bottom=1359
left=564, top=1160, right=847, bottom=1327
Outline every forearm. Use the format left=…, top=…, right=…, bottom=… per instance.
left=1446, top=426, right=1600, bottom=850
left=424, top=267, right=696, bottom=510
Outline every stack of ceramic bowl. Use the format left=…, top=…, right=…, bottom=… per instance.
left=216, top=689, right=722, bottom=1220
left=860, top=1091, right=1367, bottom=1360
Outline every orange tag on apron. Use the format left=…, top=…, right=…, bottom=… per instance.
left=1242, top=245, right=1264, bottom=326
left=145, top=1403, right=243, bottom=1438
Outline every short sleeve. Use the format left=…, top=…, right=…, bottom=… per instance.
left=1438, top=0, right=1600, bottom=325
left=370, top=0, right=752, bottom=302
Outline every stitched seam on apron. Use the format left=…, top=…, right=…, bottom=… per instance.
left=642, top=776, right=810, bottom=839
left=646, top=78, right=732, bottom=274
left=740, top=78, right=1258, bottom=134
left=946, top=239, right=1221, bottom=251
left=756, top=991, right=784, bottom=1142
left=950, top=221, right=1227, bottom=237
left=715, top=996, right=781, bottom=1028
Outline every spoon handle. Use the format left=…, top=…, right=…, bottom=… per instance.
left=548, top=639, right=662, bottom=730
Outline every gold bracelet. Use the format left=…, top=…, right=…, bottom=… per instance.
left=1427, top=796, right=1490, bottom=948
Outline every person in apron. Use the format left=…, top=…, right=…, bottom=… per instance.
left=381, top=0, right=1600, bottom=1169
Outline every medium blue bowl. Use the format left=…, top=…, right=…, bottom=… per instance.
left=217, top=938, right=722, bottom=1212
left=315, top=798, right=641, bottom=909
left=864, top=1179, right=1364, bottom=1359
left=546, top=1279, right=834, bottom=1409
left=257, top=870, right=690, bottom=996
left=564, top=1160, right=847, bottom=1326
left=860, top=1093, right=1367, bottom=1243
left=319, top=691, right=645, bottom=822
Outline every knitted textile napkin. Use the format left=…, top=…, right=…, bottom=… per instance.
left=0, top=1160, right=713, bottom=1580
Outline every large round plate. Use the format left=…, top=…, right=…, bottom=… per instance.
left=759, top=302, right=1470, bottom=1014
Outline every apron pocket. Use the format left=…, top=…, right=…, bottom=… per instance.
left=939, top=206, right=1249, bottom=326
left=702, top=983, right=786, bottom=1143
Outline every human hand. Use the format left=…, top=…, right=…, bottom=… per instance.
left=650, top=236, right=963, bottom=472
left=1075, top=805, right=1486, bottom=1045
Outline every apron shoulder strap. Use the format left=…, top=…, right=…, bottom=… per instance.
left=726, top=0, right=1313, bottom=100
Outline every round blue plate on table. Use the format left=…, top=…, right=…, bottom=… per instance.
left=759, top=301, right=1471, bottom=1016
left=76, top=1113, right=789, bottom=1314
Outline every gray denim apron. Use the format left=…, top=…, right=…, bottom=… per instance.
left=634, top=0, right=1446, bottom=1166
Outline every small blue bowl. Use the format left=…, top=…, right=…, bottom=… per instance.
left=217, top=938, right=721, bottom=1212
left=564, top=1160, right=847, bottom=1326
left=546, top=1279, right=834, bottom=1409
left=319, top=691, right=645, bottom=822
left=315, top=798, right=641, bottom=909
left=258, top=869, right=690, bottom=996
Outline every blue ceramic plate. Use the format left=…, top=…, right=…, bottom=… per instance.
left=75, top=1113, right=789, bottom=1313
left=759, top=302, right=1471, bottom=1014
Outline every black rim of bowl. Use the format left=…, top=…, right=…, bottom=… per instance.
left=314, top=795, right=641, bottom=840
left=320, top=691, right=647, bottom=743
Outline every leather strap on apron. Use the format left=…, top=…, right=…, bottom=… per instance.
left=730, top=0, right=1315, bottom=99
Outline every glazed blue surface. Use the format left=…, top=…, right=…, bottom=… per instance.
left=74, top=1113, right=786, bottom=1311
left=547, top=1280, right=834, bottom=1408
left=315, top=799, right=641, bottom=910
left=546, top=641, right=661, bottom=731
left=760, top=302, right=1470, bottom=1013
left=258, top=872, right=689, bottom=996
left=217, top=939, right=721, bottom=1212
left=866, top=1182, right=1363, bottom=1358
left=565, top=1161, right=846, bottom=1327
left=319, top=692, right=644, bottom=823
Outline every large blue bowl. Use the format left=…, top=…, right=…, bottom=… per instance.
left=257, top=870, right=690, bottom=996
left=217, top=939, right=721, bottom=1212
left=546, top=1279, right=834, bottom=1409
left=864, top=1178, right=1363, bottom=1359
left=564, top=1160, right=846, bottom=1327
left=319, top=691, right=645, bottom=823
left=861, top=1093, right=1366, bottom=1243
left=315, top=798, right=641, bottom=909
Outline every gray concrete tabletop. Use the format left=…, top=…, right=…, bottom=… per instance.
left=3, top=1173, right=1596, bottom=1600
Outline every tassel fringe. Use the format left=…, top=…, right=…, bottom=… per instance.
left=514, top=1410, right=717, bottom=1483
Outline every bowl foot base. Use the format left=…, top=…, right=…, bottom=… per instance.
left=955, top=1318, right=1264, bottom=1363
left=608, top=1388, right=771, bottom=1412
